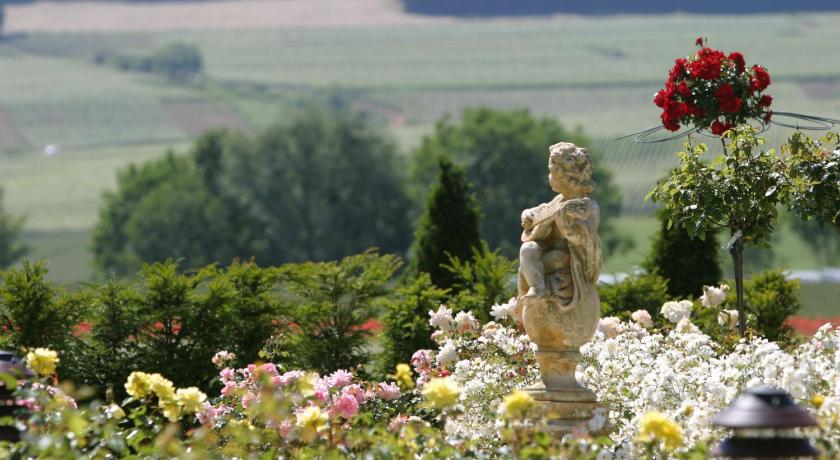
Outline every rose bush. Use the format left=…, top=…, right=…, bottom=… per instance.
left=6, top=295, right=840, bottom=459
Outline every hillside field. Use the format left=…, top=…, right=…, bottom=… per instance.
left=0, top=5, right=838, bottom=313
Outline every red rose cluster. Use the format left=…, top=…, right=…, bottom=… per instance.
left=654, top=38, right=773, bottom=135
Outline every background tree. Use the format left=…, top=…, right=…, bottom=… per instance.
left=221, top=108, right=413, bottom=264
left=267, top=251, right=401, bottom=375
left=0, top=187, right=27, bottom=268
left=411, top=157, right=482, bottom=290
left=93, top=110, right=412, bottom=274
left=642, top=206, right=722, bottom=298
left=443, top=242, right=516, bottom=321
left=409, top=107, right=627, bottom=257
left=378, top=273, right=448, bottom=375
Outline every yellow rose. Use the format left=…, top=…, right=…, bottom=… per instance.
left=393, top=364, right=415, bottom=390
left=296, top=406, right=328, bottom=442
left=25, top=348, right=59, bottom=377
left=812, top=394, right=825, bottom=409
left=175, top=387, right=207, bottom=414
left=422, top=377, right=460, bottom=409
left=125, top=371, right=154, bottom=399
left=636, top=411, right=684, bottom=451
left=501, top=390, right=534, bottom=419
left=159, top=400, right=182, bottom=422
left=149, top=373, right=176, bottom=402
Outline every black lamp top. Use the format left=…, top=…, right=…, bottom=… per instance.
left=712, top=385, right=818, bottom=429
left=0, top=350, right=35, bottom=380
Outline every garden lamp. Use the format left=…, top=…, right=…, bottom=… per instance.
left=0, top=350, right=35, bottom=442
left=711, top=385, right=818, bottom=459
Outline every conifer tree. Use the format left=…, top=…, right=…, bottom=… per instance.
left=411, top=157, right=481, bottom=290
left=643, top=207, right=722, bottom=298
left=0, top=188, right=26, bottom=268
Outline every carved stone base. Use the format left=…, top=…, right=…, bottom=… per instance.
left=525, top=348, right=607, bottom=434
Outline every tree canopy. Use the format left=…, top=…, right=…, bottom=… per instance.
left=409, top=108, right=626, bottom=257
left=93, top=109, right=413, bottom=275
left=0, top=187, right=27, bottom=268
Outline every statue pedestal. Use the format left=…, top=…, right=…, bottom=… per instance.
left=525, top=348, right=605, bottom=434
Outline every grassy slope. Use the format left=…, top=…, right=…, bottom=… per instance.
left=0, top=13, right=838, bottom=313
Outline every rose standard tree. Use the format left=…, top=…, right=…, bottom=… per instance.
left=647, top=39, right=782, bottom=336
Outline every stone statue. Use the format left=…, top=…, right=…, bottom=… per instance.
left=514, top=141, right=603, bottom=432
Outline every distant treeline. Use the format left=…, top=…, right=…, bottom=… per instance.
left=401, top=0, right=840, bottom=16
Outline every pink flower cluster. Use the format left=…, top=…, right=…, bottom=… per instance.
left=202, top=361, right=406, bottom=440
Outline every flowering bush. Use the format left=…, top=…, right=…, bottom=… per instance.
left=654, top=38, right=772, bottom=134
left=8, top=297, right=840, bottom=458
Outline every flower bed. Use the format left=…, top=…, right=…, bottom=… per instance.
left=6, top=300, right=840, bottom=458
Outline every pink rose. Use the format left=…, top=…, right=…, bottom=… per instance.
left=328, top=369, right=353, bottom=388
left=331, top=393, right=359, bottom=419
left=376, top=382, right=400, bottom=400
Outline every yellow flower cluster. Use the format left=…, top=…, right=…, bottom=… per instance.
left=124, top=372, right=207, bottom=421
left=296, top=405, right=328, bottom=442
left=422, top=377, right=460, bottom=409
left=501, top=390, right=534, bottom=419
left=25, top=348, right=59, bottom=377
left=636, top=411, right=684, bottom=451
left=393, top=364, right=414, bottom=390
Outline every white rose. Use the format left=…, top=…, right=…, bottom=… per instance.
left=630, top=309, right=653, bottom=328
left=597, top=316, right=622, bottom=338
left=717, top=309, right=739, bottom=330
left=428, top=304, right=453, bottom=331
left=436, top=341, right=458, bottom=366
left=701, top=284, right=730, bottom=308
left=490, top=297, right=517, bottom=321
left=661, top=300, right=693, bottom=324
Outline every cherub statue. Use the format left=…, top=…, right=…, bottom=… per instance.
left=514, top=142, right=603, bottom=427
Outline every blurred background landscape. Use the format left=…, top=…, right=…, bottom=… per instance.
left=1, top=0, right=838, bottom=315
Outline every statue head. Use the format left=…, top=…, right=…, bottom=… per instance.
left=548, top=142, right=595, bottom=197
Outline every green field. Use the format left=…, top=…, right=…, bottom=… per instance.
left=1, top=11, right=838, bottom=313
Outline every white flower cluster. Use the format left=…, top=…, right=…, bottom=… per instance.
left=421, top=301, right=840, bottom=457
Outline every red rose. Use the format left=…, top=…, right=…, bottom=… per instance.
left=689, top=48, right=725, bottom=80
left=710, top=120, right=732, bottom=136
left=714, top=83, right=743, bottom=113
left=661, top=112, right=681, bottom=131
left=669, top=58, right=687, bottom=81
left=750, top=65, right=771, bottom=93
left=695, top=37, right=704, bottom=46
left=763, top=111, right=773, bottom=124
left=758, top=94, right=773, bottom=107
left=654, top=88, right=671, bottom=108
left=686, top=103, right=705, bottom=118
left=728, top=52, right=746, bottom=73
left=677, top=81, right=691, bottom=98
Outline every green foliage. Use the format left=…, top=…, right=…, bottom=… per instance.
left=788, top=216, right=840, bottom=267
left=123, top=173, right=237, bottom=268
left=410, top=107, right=628, bottom=257
left=599, top=272, right=671, bottom=321
left=782, top=131, right=840, bottom=235
left=0, top=188, right=27, bottom=268
left=378, top=273, right=448, bottom=375
left=92, top=151, right=191, bottom=275
left=103, top=42, right=204, bottom=82
left=642, top=207, right=722, bottom=298
left=0, top=261, right=85, bottom=356
left=0, top=259, right=284, bottom=396
left=735, top=270, right=801, bottom=344
left=63, top=280, right=143, bottom=397
left=267, top=250, right=402, bottom=375
left=648, top=126, right=785, bottom=247
left=223, top=108, right=412, bottom=264
left=443, top=241, right=517, bottom=321
left=411, top=157, right=482, bottom=290
left=93, top=111, right=412, bottom=274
